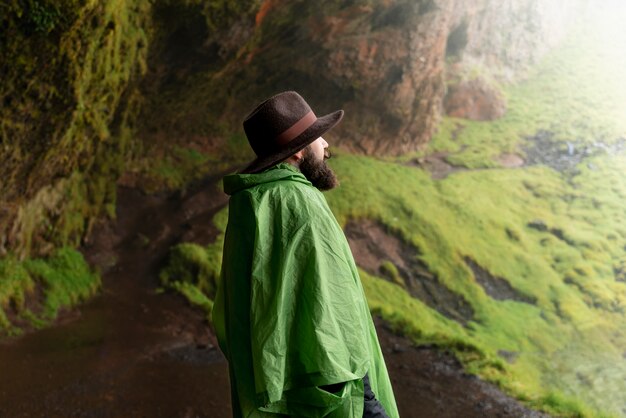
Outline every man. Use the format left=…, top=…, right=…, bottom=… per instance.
left=212, top=91, right=399, bottom=417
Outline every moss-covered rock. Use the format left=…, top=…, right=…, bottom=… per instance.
left=158, top=207, right=228, bottom=318
left=0, top=247, right=100, bottom=336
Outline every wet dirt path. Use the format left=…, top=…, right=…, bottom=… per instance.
left=0, top=175, right=232, bottom=418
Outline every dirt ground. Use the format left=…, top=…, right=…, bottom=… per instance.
left=0, top=173, right=548, bottom=417
left=376, top=318, right=547, bottom=418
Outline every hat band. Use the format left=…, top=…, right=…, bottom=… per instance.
left=276, top=111, right=317, bottom=145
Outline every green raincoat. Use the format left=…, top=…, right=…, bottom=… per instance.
left=212, top=162, right=399, bottom=418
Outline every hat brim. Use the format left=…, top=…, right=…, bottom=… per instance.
left=238, top=109, right=344, bottom=174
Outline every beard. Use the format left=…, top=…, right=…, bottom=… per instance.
left=298, top=146, right=339, bottom=191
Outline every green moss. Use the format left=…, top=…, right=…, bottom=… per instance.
left=1, top=0, right=150, bottom=259
left=168, top=281, right=214, bottom=321
left=0, top=257, right=35, bottom=332
left=160, top=242, right=218, bottom=298
left=533, top=391, right=611, bottom=418
left=379, top=260, right=405, bottom=288
left=159, top=207, right=228, bottom=313
left=360, top=267, right=469, bottom=347
left=0, top=247, right=100, bottom=336
left=23, top=247, right=101, bottom=318
left=23, top=1, right=62, bottom=33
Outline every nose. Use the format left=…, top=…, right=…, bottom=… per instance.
left=320, top=137, right=328, bottom=148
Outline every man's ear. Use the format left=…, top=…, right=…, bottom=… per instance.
left=292, top=148, right=305, bottom=162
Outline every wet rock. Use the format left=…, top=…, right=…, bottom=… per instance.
left=614, top=262, right=626, bottom=283
left=549, top=228, right=576, bottom=246
left=161, top=343, right=225, bottom=365
left=497, top=349, right=519, bottom=364
left=407, top=151, right=469, bottom=179
left=523, top=131, right=626, bottom=174
left=528, top=220, right=577, bottom=247
left=444, top=78, right=506, bottom=121
left=464, top=257, right=536, bottom=304
left=528, top=219, right=548, bottom=232
left=392, top=343, right=408, bottom=353
left=495, top=153, right=525, bottom=168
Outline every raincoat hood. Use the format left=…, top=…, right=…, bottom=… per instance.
left=223, top=162, right=310, bottom=196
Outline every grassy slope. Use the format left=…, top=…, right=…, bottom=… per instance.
left=326, top=151, right=626, bottom=417
left=160, top=7, right=626, bottom=418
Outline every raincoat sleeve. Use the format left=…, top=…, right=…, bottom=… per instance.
left=248, top=187, right=371, bottom=417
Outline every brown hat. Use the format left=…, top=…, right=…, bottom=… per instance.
left=238, top=91, right=344, bottom=174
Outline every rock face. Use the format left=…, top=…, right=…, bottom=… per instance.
left=0, top=0, right=581, bottom=257
left=459, top=0, right=579, bottom=76
left=143, top=0, right=582, bottom=156
left=443, top=78, right=506, bottom=121
left=312, top=1, right=449, bottom=155
left=212, top=0, right=582, bottom=155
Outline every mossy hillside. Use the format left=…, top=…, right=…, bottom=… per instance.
left=324, top=150, right=625, bottom=417
left=361, top=267, right=608, bottom=418
left=0, top=247, right=100, bottom=336
left=410, top=10, right=626, bottom=169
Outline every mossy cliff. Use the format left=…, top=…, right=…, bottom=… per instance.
left=1, top=0, right=149, bottom=259
left=0, top=0, right=263, bottom=258
left=1, top=0, right=580, bottom=260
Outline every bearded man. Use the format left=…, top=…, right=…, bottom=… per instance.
left=212, top=91, right=399, bottom=418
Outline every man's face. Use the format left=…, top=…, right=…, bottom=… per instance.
left=298, top=137, right=339, bottom=191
